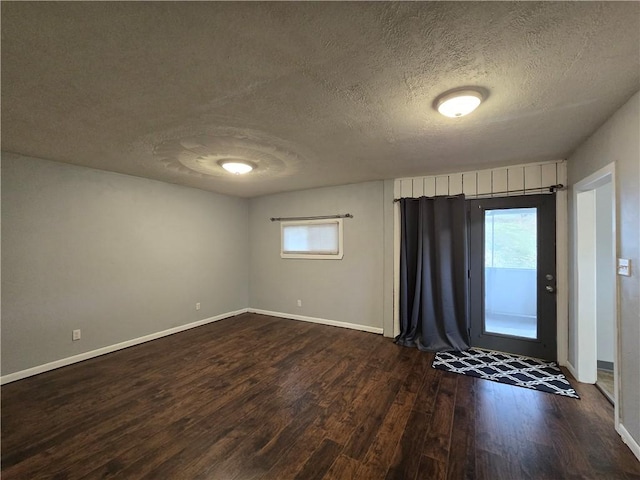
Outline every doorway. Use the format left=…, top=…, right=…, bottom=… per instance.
left=574, top=164, right=617, bottom=409
left=468, top=195, right=557, bottom=361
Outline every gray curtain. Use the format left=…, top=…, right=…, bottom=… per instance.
left=396, top=195, right=470, bottom=351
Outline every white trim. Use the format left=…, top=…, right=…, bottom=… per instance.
left=280, top=218, right=344, bottom=260
left=0, top=308, right=249, bottom=385
left=393, top=200, right=400, bottom=337
left=395, top=158, right=564, bottom=184
left=617, top=423, right=640, bottom=462
left=575, top=188, right=598, bottom=383
left=572, top=164, right=617, bottom=379
left=572, top=162, right=620, bottom=430
left=607, top=178, right=620, bottom=434
left=564, top=360, right=579, bottom=382
left=248, top=308, right=383, bottom=335
left=556, top=164, right=569, bottom=365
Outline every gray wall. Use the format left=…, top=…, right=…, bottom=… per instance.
left=567, top=91, right=640, bottom=446
left=1, top=153, right=249, bottom=375
left=249, top=182, right=387, bottom=330
left=595, top=182, right=615, bottom=364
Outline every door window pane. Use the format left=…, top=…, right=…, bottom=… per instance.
left=484, top=208, right=537, bottom=339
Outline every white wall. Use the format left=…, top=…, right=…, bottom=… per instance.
left=567, top=90, right=640, bottom=449
left=1, top=153, right=249, bottom=376
left=249, top=182, right=387, bottom=331
left=595, top=182, right=615, bottom=364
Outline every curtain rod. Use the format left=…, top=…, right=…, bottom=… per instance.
left=393, top=184, right=564, bottom=202
left=270, top=214, right=353, bottom=222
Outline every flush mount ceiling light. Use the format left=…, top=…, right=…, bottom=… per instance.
left=435, top=88, right=484, bottom=118
left=219, top=160, right=255, bottom=175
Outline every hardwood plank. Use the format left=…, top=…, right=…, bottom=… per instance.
left=3, top=337, right=288, bottom=478
left=2, top=314, right=637, bottom=480
left=552, top=376, right=640, bottom=479
left=384, top=409, right=432, bottom=480
left=510, top=383, right=556, bottom=447
left=186, top=393, right=320, bottom=479
left=474, top=378, right=541, bottom=479
left=365, top=341, right=416, bottom=380
left=315, top=356, right=372, bottom=410
left=42, top=380, right=278, bottom=480
left=446, top=373, right=476, bottom=480
left=1, top=314, right=281, bottom=460
left=518, top=440, right=567, bottom=480
left=476, top=448, right=526, bottom=480
left=341, top=377, right=401, bottom=460
left=422, top=372, right=457, bottom=463
left=546, top=401, right=598, bottom=478
left=412, top=354, right=441, bottom=413
left=357, top=351, right=430, bottom=478
left=474, top=378, right=517, bottom=457
left=294, top=438, right=343, bottom=480
left=322, top=454, right=362, bottom=480
left=418, top=455, right=447, bottom=480
left=265, top=424, right=328, bottom=479
left=317, top=367, right=389, bottom=446
left=216, top=399, right=325, bottom=479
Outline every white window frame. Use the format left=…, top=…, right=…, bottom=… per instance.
left=280, top=218, right=344, bottom=259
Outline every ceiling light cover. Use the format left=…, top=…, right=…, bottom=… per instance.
left=436, top=89, right=484, bottom=118
left=220, top=161, right=254, bottom=175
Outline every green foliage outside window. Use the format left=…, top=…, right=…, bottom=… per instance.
left=485, top=208, right=537, bottom=269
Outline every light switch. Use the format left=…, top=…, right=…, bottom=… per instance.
left=617, top=258, right=631, bottom=277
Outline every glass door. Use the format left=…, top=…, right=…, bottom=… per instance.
left=468, top=195, right=557, bottom=361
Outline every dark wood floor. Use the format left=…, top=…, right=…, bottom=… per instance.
left=2, top=313, right=639, bottom=479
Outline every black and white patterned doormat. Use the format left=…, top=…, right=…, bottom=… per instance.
left=433, top=349, right=580, bottom=399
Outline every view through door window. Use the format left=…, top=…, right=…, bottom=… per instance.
left=484, top=208, right=537, bottom=339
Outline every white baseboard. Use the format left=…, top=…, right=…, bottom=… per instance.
left=617, top=423, right=640, bottom=462
left=0, top=308, right=249, bottom=385
left=2, top=307, right=380, bottom=384
left=248, top=308, right=383, bottom=335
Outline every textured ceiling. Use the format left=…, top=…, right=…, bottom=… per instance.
left=2, top=2, right=639, bottom=197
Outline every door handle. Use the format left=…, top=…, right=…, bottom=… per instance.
left=545, top=285, right=555, bottom=293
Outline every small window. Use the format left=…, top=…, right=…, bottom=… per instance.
left=281, top=219, right=344, bottom=259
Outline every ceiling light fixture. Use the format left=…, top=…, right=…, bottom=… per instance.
left=435, top=88, right=484, bottom=118
left=219, top=160, right=254, bottom=175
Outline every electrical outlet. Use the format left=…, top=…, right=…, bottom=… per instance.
left=297, top=299, right=302, bottom=307
left=72, top=329, right=81, bottom=341
left=196, top=302, right=201, bottom=311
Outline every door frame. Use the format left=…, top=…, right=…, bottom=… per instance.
left=571, top=162, right=619, bottom=425
left=468, top=194, right=557, bottom=360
